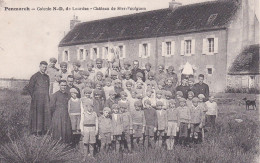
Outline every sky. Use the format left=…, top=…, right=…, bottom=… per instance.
left=0, top=0, right=258, bottom=79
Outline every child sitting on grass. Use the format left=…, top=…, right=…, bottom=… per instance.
left=80, top=104, right=98, bottom=159
left=205, top=95, right=218, bottom=129
left=177, top=98, right=190, bottom=146
left=155, top=101, right=167, bottom=148
left=131, top=100, right=145, bottom=150
left=111, top=104, right=123, bottom=152
left=166, top=99, right=179, bottom=150
left=143, top=99, right=157, bottom=148
left=190, top=97, right=203, bottom=144
left=99, top=107, right=113, bottom=153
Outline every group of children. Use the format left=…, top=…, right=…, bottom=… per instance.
left=48, top=58, right=218, bottom=158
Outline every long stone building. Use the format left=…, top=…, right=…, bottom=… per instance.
left=58, top=0, right=259, bottom=92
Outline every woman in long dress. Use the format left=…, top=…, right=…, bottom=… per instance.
left=50, top=80, right=72, bottom=144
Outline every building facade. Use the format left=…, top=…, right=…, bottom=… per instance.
left=58, top=0, right=259, bottom=92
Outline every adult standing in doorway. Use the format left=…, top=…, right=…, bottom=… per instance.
left=27, top=61, right=51, bottom=135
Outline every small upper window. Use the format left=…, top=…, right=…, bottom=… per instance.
left=118, top=45, right=124, bottom=58
left=207, top=68, right=213, bottom=75
left=185, top=40, right=192, bottom=55
left=79, top=49, right=84, bottom=60
left=166, top=42, right=171, bottom=56
left=208, top=38, right=214, bottom=53
left=207, top=14, right=218, bottom=25
left=93, top=48, right=97, bottom=56
left=63, top=51, right=68, bottom=61
left=142, top=43, right=148, bottom=57
left=85, top=50, right=89, bottom=57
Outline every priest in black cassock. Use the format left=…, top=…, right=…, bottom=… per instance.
left=27, top=61, right=51, bottom=135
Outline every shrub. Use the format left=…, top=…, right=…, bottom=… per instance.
left=0, top=134, right=76, bottom=163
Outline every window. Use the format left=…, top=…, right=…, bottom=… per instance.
left=102, top=47, right=108, bottom=59
left=207, top=14, right=218, bottom=25
left=185, top=40, right=192, bottom=54
left=208, top=38, right=214, bottom=53
left=166, top=42, right=171, bottom=56
left=143, top=43, right=148, bottom=57
left=139, top=43, right=150, bottom=58
left=119, top=45, right=124, bottom=58
left=203, top=37, right=218, bottom=55
left=85, top=50, right=89, bottom=57
left=79, top=49, right=84, bottom=60
left=207, top=68, right=212, bottom=75
left=90, top=47, right=99, bottom=60
left=63, top=50, right=68, bottom=61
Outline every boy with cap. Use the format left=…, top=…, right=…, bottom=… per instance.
left=190, top=97, right=203, bottom=144
left=155, top=101, right=167, bottom=147
left=73, top=74, right=85, bottom=92
left=59, top=62, right=69, bottom=81
left=81, top=87, right=93, bottom=107
left=103, top=77, right=114, bottom=100
left=87, top=62, right=96, bottom=81
left=47, top=58, right=59, bottom=94
left=80, top=103, right=98, bottom=159
left=71, top=61, right=83, bottom=78
left=52, top=74, right=62, bottom=94
left=105, top=90, right=118, bottom=109
left=145, top=71, right=158, bottom=90
left=113, top=79, right=124, bottom=100
left=95, top=58, right=108, bottom=78
left=186, top=91, right=195, bottom=108
left=175, top=91, right=184, bottom=108
left=142, top=89, right=156, bottom=108
left=177, top=98, right=191, bottom=146
left=118, top=91, right=130, bottom=112
left=122, top=71, right=135, bottom=90
left=68, top=88, right=81, bottom=133
left=99, top=107, right=113, bottom=153
left=120, top=102, right=133, bottom=153
left=143, top=99, right=157, bottom=148
left=111, top=104, right=124, bottom=152
left=166, top=99, right=179, bottom=150
left=93, top=89, right=105, bottom=116
left=130, top=100, right=145, bottom=149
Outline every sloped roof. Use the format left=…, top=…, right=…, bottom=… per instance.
left=59, top=0, right=239, bottom=47
left=228, top=44, right=260, bottom=75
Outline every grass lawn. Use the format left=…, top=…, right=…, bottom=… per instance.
left=0, top=89, right=259, bottom=163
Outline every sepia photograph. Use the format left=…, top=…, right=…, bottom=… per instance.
left=0, top=0, right=259, bottom=162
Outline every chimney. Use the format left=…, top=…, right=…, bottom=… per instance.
left=70, top=15, right=81, bottom=30
left=169, top=0, right=182, bottom=9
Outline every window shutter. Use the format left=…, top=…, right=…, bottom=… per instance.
left=123, top=45, right=126, bottom=58
left=62, top=51, right=65, bottom=61
left=77, top=49, right=80, bottom=60
left=191, top=39, right=195, bottom=55
left=83, top=49, right=86, bottom=60
left=214, top=37, right=218, bottom=54
left=171, top=41, right=175, bottom=56
left=202, top=38, right=207, bottom=55
left=102, top=47, right=105, bottom=59
left=139, top=44, right=142, bottom=58
left=90, top=48, right=93, bottom=60
left=180, top=40, right=184, bottom=55
left=147, top=43, right=151, bottom=57
left=162, top=42, right=165, bottom=56
left=97, top=48, right=100, bottom=59
left=68, top=51, right=70, bottom=61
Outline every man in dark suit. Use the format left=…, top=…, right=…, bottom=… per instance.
left=131, top=60, right=145, bottom=82
left=66, top=75, right=81, bottom=98
left=194, top=74, right=209, bottom=101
